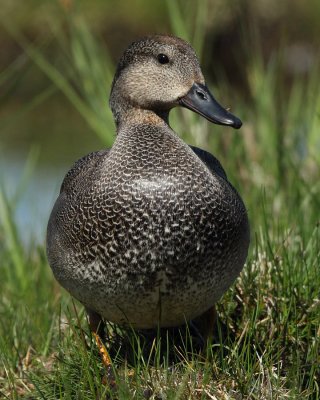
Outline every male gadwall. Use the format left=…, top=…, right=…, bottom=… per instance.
left=47, top=35, right=249, bottom=336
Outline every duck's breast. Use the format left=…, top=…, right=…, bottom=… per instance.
left=47, top=125, right=249, bottom=327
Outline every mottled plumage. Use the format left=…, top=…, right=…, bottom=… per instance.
left=47, top=35, right=249, bottom=329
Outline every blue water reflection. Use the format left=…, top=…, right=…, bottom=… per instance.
left=1, top=154, right=68, bottom=247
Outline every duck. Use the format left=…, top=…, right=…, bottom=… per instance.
left=47, top=34, right=249, bottom=337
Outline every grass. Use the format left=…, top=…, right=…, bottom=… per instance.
left=1, top=1, right=320, bottom=398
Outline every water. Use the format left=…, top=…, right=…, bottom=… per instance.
left=0, top=153, right=68, bottom=247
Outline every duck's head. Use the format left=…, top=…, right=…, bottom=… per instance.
left=110, top=35, right=242, bottom=129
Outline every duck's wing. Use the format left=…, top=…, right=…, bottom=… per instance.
left=189, top=145, right=227, bottom=180
left=60, top=149, right=110, bottom=195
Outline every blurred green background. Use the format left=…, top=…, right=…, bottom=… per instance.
left=0, top=0, right=319, bottom=245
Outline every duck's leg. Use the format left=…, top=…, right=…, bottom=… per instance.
left=192, top=305, right=217, bottom=343
left=87, top=309, right=105, bottom=339
left=86, top=309, right=115, bottom=387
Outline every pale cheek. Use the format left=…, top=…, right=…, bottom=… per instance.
left=146, top=81, right=189, bottom=104
left=125, top=74, right=191, bottom=106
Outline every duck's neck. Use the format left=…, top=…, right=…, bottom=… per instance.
left=115, top=108, right=170, bottom=132
left=110, top=87, right=170, bottom=130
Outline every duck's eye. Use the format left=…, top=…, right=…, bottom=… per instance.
left=157, top=54, right=169, bottom=64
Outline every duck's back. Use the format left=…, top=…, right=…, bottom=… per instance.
left=47, top=123, right=249, bottom=328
